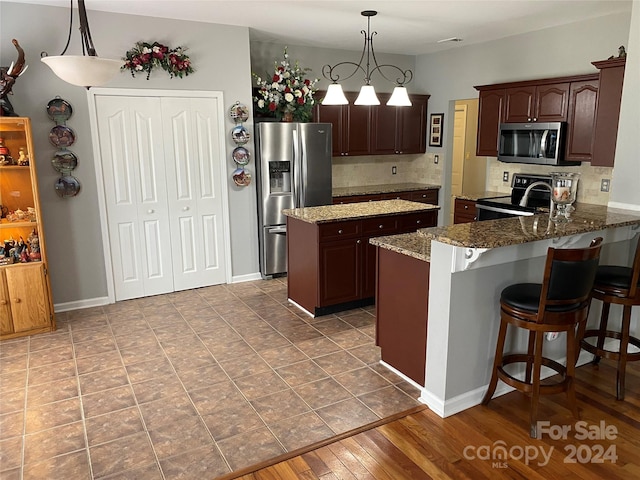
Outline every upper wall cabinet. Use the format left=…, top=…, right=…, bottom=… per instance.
left=504, top=83, right=570, bottom=123
left=591, top=57, right=626, bottom=167
left=475, top=73, right=600, bottom=160
left=313, top=92, right=429, bottom=157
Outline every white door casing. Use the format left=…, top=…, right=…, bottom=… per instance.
left=88, top=89, right=231, bottom=303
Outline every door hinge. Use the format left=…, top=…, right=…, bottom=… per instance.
left=43, top=266, right=47, bottom=276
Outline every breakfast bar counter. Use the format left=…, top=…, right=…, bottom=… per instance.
left=370, top=204, right=640, bottom=416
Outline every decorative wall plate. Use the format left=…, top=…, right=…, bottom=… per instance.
left=51, top=150, right=78, bottom=173
left=54, top=175, right=81, bottom=198
left=231, top=125, right=250, bottom=145
left=232, top=146, right=250, bottom=165
left=49, top=125, right=76, bottom=148
left=229, top=102, right=249, bottom=123
left=232, top=167, right=252, bottom=187
left=46, top=97, right=73, bottom=124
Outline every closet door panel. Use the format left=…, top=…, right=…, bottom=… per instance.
left=162, top=97, right=227, bottom=290
left=95, top=96, right=173, bottom=300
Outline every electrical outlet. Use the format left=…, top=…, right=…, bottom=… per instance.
left=601, top=179, right=610, bottom=192
left=503, top=171, right=509, bottom=182
left=434, top=155, right=439, bottom=164
left=391, top=166, right=397, bottom=175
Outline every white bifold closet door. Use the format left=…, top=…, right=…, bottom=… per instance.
left=95, top=95, right=227, bottom=301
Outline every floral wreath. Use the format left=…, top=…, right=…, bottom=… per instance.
left=122, top=41, right=194, bottom=80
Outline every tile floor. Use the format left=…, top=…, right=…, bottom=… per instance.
left=0, top=278, right=421, bottom=479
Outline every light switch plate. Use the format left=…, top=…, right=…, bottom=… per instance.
left=434, top=155, right=439, bottom=164
left=392, top=166, right=397, bottom=175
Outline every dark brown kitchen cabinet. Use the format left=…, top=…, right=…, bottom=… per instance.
left=504, top=83, right=569, bottom=123
left=371, top=94, right=429, bottom=155
left=591, top=57, right=626, bottom=167
left=454, top=198, right=478, bottom=224
left=476, top=89, right=505, bottom=156
left=314, top=91, right=429, bottom=156
left=333, top=188, right=439, bottom=206
left=287, top=209, right=437, bottom=316
left=565, top=78, right=599, bottom=161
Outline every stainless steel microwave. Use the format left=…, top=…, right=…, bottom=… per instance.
left=498, top=122, right=578, bottom=166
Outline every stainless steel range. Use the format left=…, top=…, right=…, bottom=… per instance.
left=476, top=174, right=553, bottom=221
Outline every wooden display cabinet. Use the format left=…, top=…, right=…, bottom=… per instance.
left=0, top=117, right=55, bottom=339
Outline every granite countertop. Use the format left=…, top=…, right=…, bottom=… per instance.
left=370, top=203, right=640, bottom=261
left=455, top=191, right=506, bottom=201
left=418, top=203, right=640, bottom=249
left=333, top=183, right=441, bottom=197
left=370, top=232, right=432, bottom=262
left=283, top=199, right=440, bottom=224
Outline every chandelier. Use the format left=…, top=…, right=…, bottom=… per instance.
left=321, top=11, right=413, bottom=106
left=40, top=0, right=121, bottom=88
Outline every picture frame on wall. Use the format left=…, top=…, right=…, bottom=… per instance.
left=429, top=113, right=444, bottom=147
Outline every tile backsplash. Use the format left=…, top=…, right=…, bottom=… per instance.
left=332, top=154, right=612, bottom=206
left=332, top=153, right=442, bottom=188
left=486, top=159, right=612, bottom=205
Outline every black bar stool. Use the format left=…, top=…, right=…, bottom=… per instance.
left=580, top=237, right=640, bottom=400
left=483, top=238, right=603, bottom=438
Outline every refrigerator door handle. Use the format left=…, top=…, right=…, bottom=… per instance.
left=267, top=226, right=287, bottom=234
left=292, top=128, right=302, bottom=206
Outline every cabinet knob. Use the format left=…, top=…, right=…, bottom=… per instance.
left=356, top=239, right=361, bottom=244
left=147, top=209, right=154, bottom=214
left=0, top=300, right=6, bottom=305
left=182, top=206, right=189, bottom=211
left=378, top=224, right=384, bottom=229
left=338, top=229, right=343, bottom=234
left=14, top=298, right=21, bottom=303
left=416, top=220, right=421, bottom=224
left=533, top=117, right=537, bottom=122
left=527, top=117, right=532, bottom=121
left=422, top=194, right=427, bottom=198
left=464, top=205, right=469, bottom=210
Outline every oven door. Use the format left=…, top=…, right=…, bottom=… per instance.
left=475, top=203, right=536, bottom=221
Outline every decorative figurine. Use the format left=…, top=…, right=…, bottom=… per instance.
left=28, top=229, right=40, bottom=261
left=0, top=39, right=28, bottom=117
left=608, top=45, right=626, bottom=60
left=17, top=148, right=28, bottom=166
left=0, top=137, right=13, bottom=165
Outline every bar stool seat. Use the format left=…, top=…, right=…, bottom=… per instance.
left=580, top=238, right=640, bottom=400
left=483, top=238, right=603, bottom=438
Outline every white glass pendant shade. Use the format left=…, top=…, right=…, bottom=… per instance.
left=41, top=55, right=121, bottom=87
left=354, top=85, right=380, bottom=105
left=387, top=86, right=412, bottom=106
left=322, top=83, right=349, bottom=105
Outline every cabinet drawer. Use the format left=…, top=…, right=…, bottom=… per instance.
left=318, top=221, right=361, bottom=241
left=362, top=217, right=398, bottom=235
left=410, top=189, right=438, bottom=205
left=380, top=192, right=413, bottom=201
left=333, top=194, right=381, bottom=204
left=398, top=211, right=437, bottom=232
left=454, top=198, right=478, bottom=224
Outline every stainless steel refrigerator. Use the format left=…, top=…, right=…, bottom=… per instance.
left=255, top=122, right=332, bottom=278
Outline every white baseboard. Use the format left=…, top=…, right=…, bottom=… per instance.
left=231, top=272, right=263, bottom=283
left=54, top=296, right=111, bottom=313
left=420, top=350, right=597, bottom=418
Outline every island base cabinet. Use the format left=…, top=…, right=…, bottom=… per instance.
left=0, top=264, right=52, bottom=338
left=319, top=239, right=361, bottom=306
left=376, top=247, right=429, bottom=386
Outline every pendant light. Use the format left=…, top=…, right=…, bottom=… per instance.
left=41, top=0, right=121, bottom=88
left=321, top=11, right=413, bottom=107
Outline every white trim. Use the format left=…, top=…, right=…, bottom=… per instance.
left=287, top=299, right=315, bottom=318
left=379, top=360, right=424, bottom=390
left=54, top=296, right=111, bottom=313
left=608, top=201, right=640, bottom=212
left=231, top=272, right=263, bottom=283
left=420, top=350, right=596, bottom=418
left=86, top=87, right=233, bottom=301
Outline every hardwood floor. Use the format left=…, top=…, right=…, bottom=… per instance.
left=230, top=358, right=640, bottom=479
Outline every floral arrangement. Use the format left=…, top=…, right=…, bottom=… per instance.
left=253, top=48, right=318, bottom=122
left=122, top=41, right=194, bottom=80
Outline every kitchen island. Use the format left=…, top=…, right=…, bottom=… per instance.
left=283, top=199, right=440, bottom=317
left=371, top=204, right=640, bottom=417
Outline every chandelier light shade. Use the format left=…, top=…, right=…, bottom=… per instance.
left=323, top=83, right=349, bottom=105
left=40, top=0, right=121, bottom=88
left=321, top=10, right=413, bottom=107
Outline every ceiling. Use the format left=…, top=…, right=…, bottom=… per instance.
left=7, top=0, right=632, bottom=55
